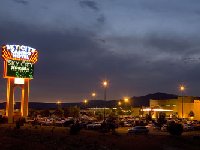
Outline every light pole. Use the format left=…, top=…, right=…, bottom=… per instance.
left=57, top=100, right=61, bottom=109
left=103, top=80, right=108, bottom=122
left=83, top=99, right=88, bottom=108
left=124, top=97, right=129, bottom=116
left=91, top=92, right=96, bottom=100
left=117, top=101, right=123, bottom=121
left=124, top=97, right=129, bottom=104
left=118, top=101, right=122, bottom=106
left=117, top=101, right=122, bottom=121
left=180, top=85, right=185, bottom=119
left=91, top=92, right=96, bottom=115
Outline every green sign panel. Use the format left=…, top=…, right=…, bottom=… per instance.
left=6, top=59, right=34, bottom=78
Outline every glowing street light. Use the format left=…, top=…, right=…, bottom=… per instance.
left=102, top=80, right=108, bottom=101
left=84, top=99, right=88, bottom=104
left=56, top=100, right=61, bottom=109
left=124, top=97, right=129, bottom=103
left=103, top=81, right=108, bottom=87
left=83, top=99, right=88, bottom=109
left=123, top=97, right=130, bottom=116
left=102, top=80, right=108, bottom=121
left=180, top=85, right=185, bottom=119
left=91, top=92, right=96, bottom=99
left=180, top=85, right=185, bottom=91
left=118, top=101, right=122, bottom=106
left=57, top=100, right=61, bottom=105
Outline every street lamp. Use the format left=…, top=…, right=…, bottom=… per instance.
left=124, top=97, right=129, bottom=103
left=91, top=92, right=97, bottom=115
left=57, top=100, right=61, bottom=105
left=180, top=85, right=185, bottom=119
left=57, top=100, right=61, bottom=109
left=123, top=97, right=130, bottom=116
left=84, top=99, right=88, bottom=104
left=83, top=99, right=88, bottom=111
left=91, top=92, right=96, bottom=99
left=117, top=101, right=122, bottom=121
left=102, top=80, right=108, bottom=121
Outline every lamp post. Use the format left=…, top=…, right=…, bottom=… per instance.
left=124, top=97, right=129, bottom=104
left=117, top=101, right=122, bottom=121
left=91, top=92, right=96, bottom=115
left=103, top=80, right=108, bottom=122
left=124, top=97, right=129, bottom=116
left=91, top=92, right=96, bottom=100
left=180, top=85, right=185, bottom=119
left=57, top=100, right=61, bottom=109
left=83, top=99, right=88, bottom=108
left=118, top=101, right=122, bottom=106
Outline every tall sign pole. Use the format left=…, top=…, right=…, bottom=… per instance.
left=2, top=45, right=38, bottom=123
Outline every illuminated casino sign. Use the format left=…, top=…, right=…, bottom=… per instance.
left=2, top=44, right=38, bottom=79
left=2, top=45, right=38, bottom=63
left=5, top=59, right=34, bottom=78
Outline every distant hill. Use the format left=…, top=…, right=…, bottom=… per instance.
left=131, top=92, right=178, bottom=107
left=0, top=102, right=81, bottom=110
left=0, top=92, right=178, bottom=109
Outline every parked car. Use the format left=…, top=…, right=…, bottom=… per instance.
left=86, top=122, right=102, bottom=130
left=191, top=122, right=200, bottom=130
left=161, top=124, right=168, bottom=132
left=63, top=119, right=74, bottom=127
left=124, top=121, right=132, bottom=127
left=26, top=117, right=35, bottom=124
left=55, top=119, right=65, bottom=126
left=127, top=126, right=149, bottom=135
left=145, top=123, right=153, bottom=129
left=182, top=123, right=194, bottom=131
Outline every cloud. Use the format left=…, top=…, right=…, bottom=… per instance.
left=1, top=0, right=200, bottom=102
left=79, top=0, right=99, bottom=11
left=13, top=0, right=29, bottom=5
left=97, top=14, right=105, bottom=24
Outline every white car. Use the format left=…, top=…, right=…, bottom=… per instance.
left=124, top=121, right=132, bottom=127
left=86, top=123, right=101, bottom=129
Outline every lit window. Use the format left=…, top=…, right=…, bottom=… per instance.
left=14, top=78, right=24, bottom=84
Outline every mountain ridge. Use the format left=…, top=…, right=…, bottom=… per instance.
left=0, top=92, right=178, bottom=109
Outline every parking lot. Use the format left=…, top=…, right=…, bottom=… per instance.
left=1, top=123, right=200, bottom=150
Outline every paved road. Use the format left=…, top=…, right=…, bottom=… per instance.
left=116, top=127, right=200, bottom=136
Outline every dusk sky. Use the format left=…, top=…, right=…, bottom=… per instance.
left=1, top=0, right=200, bottom=103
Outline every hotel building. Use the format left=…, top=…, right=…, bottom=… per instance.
left=149, top=96, right=200, bottom=120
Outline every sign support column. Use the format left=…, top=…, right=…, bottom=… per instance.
left=21, top=79, right=29, bottom=117
left=6, top=78, right=15, bottom=123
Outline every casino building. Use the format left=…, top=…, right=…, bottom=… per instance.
left=147, top=96, right=200, bottom=120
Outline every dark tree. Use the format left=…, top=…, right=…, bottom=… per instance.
left=69, top=106, right=80, bottom=118
left=157, top=112, right=167, bottom=128
left=54, top=109, right=64, bottom=118
left=40, top=109, right=50, bottom=117
left=145, top=114, right=152, bottom=122
left=168, top=122, right=183, bottom=136
left=188, top=111, right=195, bottom=118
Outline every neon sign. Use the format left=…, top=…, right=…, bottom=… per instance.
left=5, top=59, right=34, bottom=78
left=2, top=45, right=38, bottom=63
left=2, top=44, right=38, bottom=79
